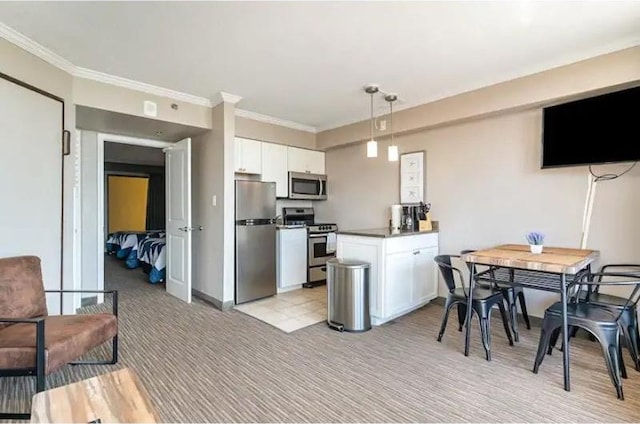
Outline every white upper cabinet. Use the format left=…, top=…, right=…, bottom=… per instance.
left=261, top=142, right=288, bottom=198
left=306, top=149, right=325, bottom=174
left=287, top=147, right=325, bottom=174
left=235, top=137, right=262, bottom=174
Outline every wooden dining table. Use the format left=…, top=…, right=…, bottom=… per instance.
left=461, top=244, right=600, bottom=391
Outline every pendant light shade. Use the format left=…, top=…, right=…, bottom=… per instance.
left=388, top=145, right=399, bottom=161
left=367, top=140, right=378, bottom=157
left=365, top=84, right=379, bottom=158
left=385, top=93, right=398, bottom=162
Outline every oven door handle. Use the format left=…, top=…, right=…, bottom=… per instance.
left=308, top=234, right=327, bottom=239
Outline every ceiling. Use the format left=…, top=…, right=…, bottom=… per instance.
left=1, top=1, right=640, bottom=131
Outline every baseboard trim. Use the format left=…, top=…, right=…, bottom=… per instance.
left=192, top=289, right=234, bottom=311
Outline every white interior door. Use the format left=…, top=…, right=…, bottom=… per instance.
left=165, top=138, right=192, bottom=302
left=0, top=76, right=63, bottom=313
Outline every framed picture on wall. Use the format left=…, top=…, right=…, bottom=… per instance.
left=400, top=151, right=425, bottom=203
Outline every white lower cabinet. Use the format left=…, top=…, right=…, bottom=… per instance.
left=276, top=227, right=308, bottom=292
left=337, top=232, right=439, bottom=326
left=384, top=251, right=415, bottom=317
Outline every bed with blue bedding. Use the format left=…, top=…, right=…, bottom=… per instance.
left=106, top=231, right=147, bottom=259
left=106, top=230, right=166, bottom=283
left=137, top=237, right=166, bottom=283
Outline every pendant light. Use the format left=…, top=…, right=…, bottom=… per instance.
left=386, top=93, right=399, bottom=161
left=364, top=85, right=379, bottom=158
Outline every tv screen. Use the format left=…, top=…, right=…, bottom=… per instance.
left=542, top=86, right=640, bottom=168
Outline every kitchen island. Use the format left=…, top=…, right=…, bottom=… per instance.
left=336, top=222, right=440, bottom=326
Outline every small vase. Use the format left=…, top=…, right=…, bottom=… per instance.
left=530, top=244, right=543, bottom=254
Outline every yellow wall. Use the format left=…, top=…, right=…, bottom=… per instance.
left=108, top=176, right=149, bottom=232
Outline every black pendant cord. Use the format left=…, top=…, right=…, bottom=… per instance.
left=588, top=162, right=637, bottom=182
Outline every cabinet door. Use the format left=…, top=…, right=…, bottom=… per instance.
left=241, top=138, right=262, bottom=174
left=412, top=246, right=439, bottom=304
left=384, top=251, right=414, bottom=316
left=287, top=147, right=308, bottom=173
left=307, top=150, right=325, bottom=174
left=234, top=138, right=244, bottom=172
left=261, top=142, right=288, bottom=198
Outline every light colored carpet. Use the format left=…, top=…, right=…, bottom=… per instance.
left=234, top=286, right=326, bottom=333
left=2, top=255, right=640, bottom=422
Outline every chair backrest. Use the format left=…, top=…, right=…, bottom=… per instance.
left=434, top=254, right=465, bottom=294
left=575, top=270, right=640, bottom=322
left=0, top=256, right=47, bottom=329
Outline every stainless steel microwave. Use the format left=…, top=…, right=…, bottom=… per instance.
left=288, top=172, right=327, bottom=200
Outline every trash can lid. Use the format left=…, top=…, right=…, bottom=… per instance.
left=327, top=258, right=370, bottom=269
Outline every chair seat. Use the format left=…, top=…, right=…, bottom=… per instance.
left=579, top=292, right=630, bottom=309
left=0, top=314, right=117, bottom=374
left=451, top=287, right=503, bottom=303
left=546, top=302, right=618, bottom=325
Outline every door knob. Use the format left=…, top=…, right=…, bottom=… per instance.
left=178, top=226, right=192, bottom=232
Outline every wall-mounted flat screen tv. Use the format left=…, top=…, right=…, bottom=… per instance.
left=542, top=85, right=640, bottom=168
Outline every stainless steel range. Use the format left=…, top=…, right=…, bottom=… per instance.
left=282, top=207, right=337, bottom=288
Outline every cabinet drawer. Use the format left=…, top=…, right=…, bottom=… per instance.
left=385, top=233, right=439, bottom=254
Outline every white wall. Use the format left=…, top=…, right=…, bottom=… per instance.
left=0, top=37, right=76, bottom=314
left=316, top=109, right=640, bottom=317
left=80, top=130, right=99, bottom=296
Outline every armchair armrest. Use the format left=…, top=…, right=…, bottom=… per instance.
left=0, top=316, right=45, bottom=324
left=0, top=316, right=46, bottom=379
left=45, top=290, right=118, bottom=317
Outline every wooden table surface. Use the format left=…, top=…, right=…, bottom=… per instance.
left=461, top=244, right=600, bottom=274
left=31, top=368, right=159, bottom=423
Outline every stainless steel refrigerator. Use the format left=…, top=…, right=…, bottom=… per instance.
left=235, top=180, right=277, bottom=304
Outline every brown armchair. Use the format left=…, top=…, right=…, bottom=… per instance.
left=0, top=255, right=118, bottom=420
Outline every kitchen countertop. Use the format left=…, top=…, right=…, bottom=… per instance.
left=338, top=221, right=439, bottom=238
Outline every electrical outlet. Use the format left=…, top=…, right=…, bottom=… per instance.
left=379, top=119, right=387, bottom=131
left=212, top=195, right=217, bottom=206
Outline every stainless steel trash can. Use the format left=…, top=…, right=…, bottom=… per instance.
left=326, top=258, right=371, bottom=332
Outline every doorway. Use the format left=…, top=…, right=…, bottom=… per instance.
left=79, top=132, right=193, bottom=305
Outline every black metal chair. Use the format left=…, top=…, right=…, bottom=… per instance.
left=576, top=264, right=640, bottom=371
left=533, top=272, right=640, bottom=400
left=461, top=249, right=531, bottom=342
left=435, top=254, right=513, bottom=361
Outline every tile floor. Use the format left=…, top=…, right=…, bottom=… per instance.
left=234, top=286, right=327, bottom=333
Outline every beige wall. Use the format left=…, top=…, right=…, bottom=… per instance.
left=317, top=45, right=640, bottom=150
left=316, top=109, right=640, bottom=317
left=73, top=77, right=212, bottom=130
left=0, top=37, right=77, bottom=313
left=235, top=115, right=316, bottom=149
left=192, top=101, right=236, bottom=306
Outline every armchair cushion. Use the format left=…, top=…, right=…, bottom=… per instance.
left=0, top=256, right=47, bottom=330
left=0, top=314, right=117, bottom=374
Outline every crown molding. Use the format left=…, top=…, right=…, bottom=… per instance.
left=1, top=22, right=316, bottom=133
left=0, top=22, right=75, bottom=73
left=212, top=91, right=242, bottom=105
left=235, top=108, right=317, bottom=134
left=73, top=67, right=213, bottom=107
